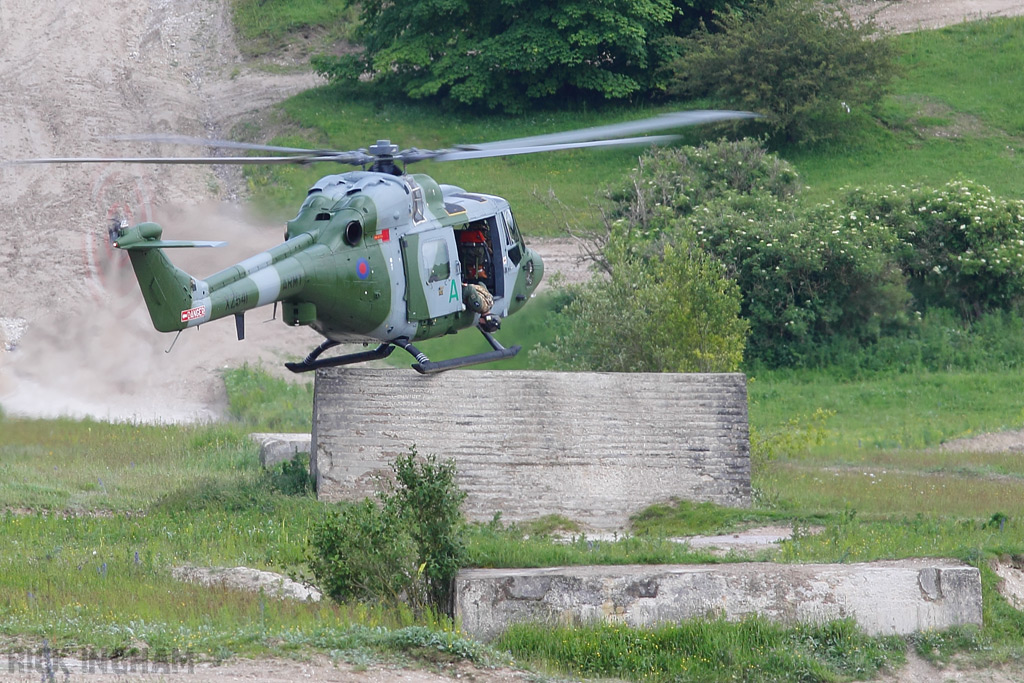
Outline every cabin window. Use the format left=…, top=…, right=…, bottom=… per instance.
left=408, top=178, right=426, bottom=223
left=421, top=238, right=451, bottom=283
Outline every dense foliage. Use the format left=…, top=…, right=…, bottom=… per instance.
left=312, top=0, right=749, bottom=111
left=668, top=0, right=898, bottom=143
left=552, top=140, right=1024, bottom=371
left=845, top=181, right=1024, bottom=319
left=308, top=449, right=467, bottom=614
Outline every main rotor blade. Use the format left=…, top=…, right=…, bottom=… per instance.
left=430, top=134, right=683, bottom=162
left=10, top=153, right=371, bottom=166
left=460, top=110, right=761, bottom=151
left=111, top=134, right=333, bottom=155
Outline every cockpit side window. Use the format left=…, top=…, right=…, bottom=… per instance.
left=501, top=209, right=523, bottom=266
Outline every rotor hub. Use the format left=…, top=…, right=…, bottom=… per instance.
left=368, top=140, right=399, bottom=158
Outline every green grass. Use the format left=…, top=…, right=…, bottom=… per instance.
left=230, top=0, right=358, bottom=58
left=629, top=499, right=814, bottom=537
left=465, top=521, right=724, bottom=568
left=0, top=420, right=251, bottom=512
left=499, top=617, right=905, bottom=682
left=789, top=18, right=1024, bottom=202
left=222, top=364, right=314, bottom=432
left=748, top=369, right=1024, bottom=456
left=746, top=368, right=1024, bottom=522
left=0, top=419, right=495, bottom=663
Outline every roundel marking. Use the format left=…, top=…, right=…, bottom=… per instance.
left=356, top=258, right=370, bottom=280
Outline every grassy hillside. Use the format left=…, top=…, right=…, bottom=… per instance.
left=791, top=18, right=1024, bottom=203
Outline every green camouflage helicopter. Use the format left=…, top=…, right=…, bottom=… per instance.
left=19, top=110, right=757, bottom=373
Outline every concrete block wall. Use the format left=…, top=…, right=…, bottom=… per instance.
left=455, top=561, right=984, bottom=640
left=311, top=369, right=750, bottom=529
left=250, top=433, right=311, bottom=468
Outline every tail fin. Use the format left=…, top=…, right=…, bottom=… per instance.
left=113, top=222, right=222, bottom=332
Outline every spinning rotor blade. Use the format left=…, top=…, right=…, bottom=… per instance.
left=458, top=110, right=761, bottom=152
left=429, top=134, right=684, bottom=162
left=5, top=109, right=760, bottom=169
left=13, top=134, right=373, bottom=167
left=111, top=134, right=331, bottom=155
left=106, top=134, right=374, bottom=166
left=11, top=155, right=344, bottom=166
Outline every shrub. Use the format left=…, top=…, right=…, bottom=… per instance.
left=844, top=180, right=1024, bottom=319
left=667, top=0, right=899, bottom=144
left=598, top=142, right=910, bottom=367
left=307, top=448, right=467, bottom=615
left=308, top=497, right=418, bottom=606
left=264, top=453, right=315, bottom=496
left=606, top=139, right=800, bottom=237
left=690, top=192, right=910, bottom=366
left=388, top=449, right=467, bottom=615
left=534, top=236, right=748, bottom=373
left=585, top=142, right=1024, bottom=370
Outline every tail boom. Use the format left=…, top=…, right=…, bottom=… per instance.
left=114, top=221, right=312, bottom=334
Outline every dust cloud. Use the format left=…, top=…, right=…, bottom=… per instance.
left=0, top=201, right=322, bottom=424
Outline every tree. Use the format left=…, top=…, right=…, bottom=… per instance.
left=312, top=0, right=749, bottom=111
left=844, top=180, right=1024, bottom=320
left=667, top=0, right=898, bottom=143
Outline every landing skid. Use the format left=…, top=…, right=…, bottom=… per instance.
left=284, top=340, right=395, bottom=373
left=284, top=327, right=520, bottom=374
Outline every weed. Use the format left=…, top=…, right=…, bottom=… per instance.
left=499, top=617, right=903, bottom=682
left=264, top=454, right=315, bottom=496
left=222, top=364, right=312, bottom=432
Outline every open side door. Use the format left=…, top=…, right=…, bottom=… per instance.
left=401, top=229, right=463, bottom=321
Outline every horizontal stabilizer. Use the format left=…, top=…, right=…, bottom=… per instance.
left=111, top=222, right=226, bottom=251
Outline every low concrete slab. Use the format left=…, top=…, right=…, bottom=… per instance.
left=455, top=560, right=982, bottom=640
left=249, top=433, right=311, bottom=468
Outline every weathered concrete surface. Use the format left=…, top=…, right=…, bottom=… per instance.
left=250, top=433, right=311, bottom=468
left=455, top=560, right=983, bottom=640
left=311, top=369, right=750, bottom=529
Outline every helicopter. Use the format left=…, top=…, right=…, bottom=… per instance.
left=15, top=110, right=759, bottom=374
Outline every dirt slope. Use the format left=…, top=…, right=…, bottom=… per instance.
left=0, top=0, right=326, bottom=421
left=846, top=0, right=1024, bottom=33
